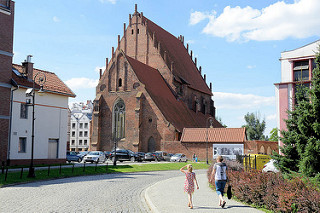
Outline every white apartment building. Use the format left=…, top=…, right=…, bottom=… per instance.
left=69, top=101, right=93, bottom=151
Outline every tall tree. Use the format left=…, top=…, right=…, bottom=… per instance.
left=242, top=112, right=267, bottom=140
left=269, top=128, right=279, bottom=142
left=274, top=46, right=320, bottom=179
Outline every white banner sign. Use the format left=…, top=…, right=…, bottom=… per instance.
left=212, top=144, right=244, bottom=160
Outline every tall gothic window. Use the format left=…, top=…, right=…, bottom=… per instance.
left=113, top=99, right=125, bottom=139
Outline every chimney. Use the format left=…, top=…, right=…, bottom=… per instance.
left=195, top=57, right=197, bottom=67
left=187, top=43, right=189, bottom=52
left=210, top=82, right=212, bottom=91
left=135, top=4, right=137, bottom=13
left=190, top=50, right=193, bottom=59
left=99, top=69, right=102, bottom=79
left=112, top=47, right=114, bottom=58
left=123, top=23, right=126, bottom=36
left=22, top=55, right=34, bottom=80
left=204, top=74, right=206, bottom=82
left=106, top=57, right=108, bottom=69
left=199, top=66, right=202, bottom=74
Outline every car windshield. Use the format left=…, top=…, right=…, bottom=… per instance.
left=173, top=154, right=182, bottom=157
left=88, top=151, right=99, bottom=155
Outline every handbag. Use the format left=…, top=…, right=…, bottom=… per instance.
left=227, top=185, right=232, bottom=199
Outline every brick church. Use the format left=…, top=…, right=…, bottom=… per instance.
left=91, top=5, right=223, bottom=153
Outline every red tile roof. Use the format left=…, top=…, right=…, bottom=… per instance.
left=125, top=54, right=222, bottom=132
left=12, top=64, right=76, bottom=97
left=180, top=128, right=246, bottom=143
left=142, top=16, right=212, bottom=95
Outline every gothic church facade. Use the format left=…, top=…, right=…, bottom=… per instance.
left=91, top=5, right=223, bottom=152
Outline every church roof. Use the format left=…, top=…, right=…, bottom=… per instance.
left=126, top=55, right=222, bottom=132
left=142, top=16, right=212, bottom=95
left=12, top=64, right=76, bottom=97
left=181, top=128, right=246, bottom=143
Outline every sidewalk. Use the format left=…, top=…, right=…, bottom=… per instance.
left=144, top=171, right=264, bottom=213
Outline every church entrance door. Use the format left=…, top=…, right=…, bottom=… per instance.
left=148, top=137, right=156, bottom=152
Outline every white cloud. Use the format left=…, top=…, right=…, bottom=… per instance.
left=65, top=78, right=98, bottom=90
left=99, top=0, right=117, bottom=4
left=191, top=0, right=320, bottom=42
left=53, top=16, right=60, bottom=22
left=247, top=65, right=256, bottom=69
left=266, top=114, right=276, bottom=121
left=189, top=11, right=215, bottom=25
left=213, top=92, right=275, bottom=109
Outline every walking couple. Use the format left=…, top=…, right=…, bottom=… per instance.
left=180, top=155, right=228, bottom=209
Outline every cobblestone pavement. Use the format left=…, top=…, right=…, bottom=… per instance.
left=0, top=170, right=183, bottom=213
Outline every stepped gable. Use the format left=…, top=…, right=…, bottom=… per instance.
left=125, top=55, right=222, bottom=132
left=12, top=64, right=76, bottom=97
left=142, top=16, right=212, bottom=95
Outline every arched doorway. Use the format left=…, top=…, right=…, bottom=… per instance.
left=148, top=137, right=156, bottom=152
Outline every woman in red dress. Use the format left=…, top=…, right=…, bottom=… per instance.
left=180, top=164, right=199, bottom=209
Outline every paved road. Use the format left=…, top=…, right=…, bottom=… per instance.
left=0, top=170, right=182, bottom=213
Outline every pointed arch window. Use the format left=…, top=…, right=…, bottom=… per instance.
left=113, top=99, right=125, bottom=139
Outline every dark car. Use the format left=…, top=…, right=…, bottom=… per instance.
left=66, top=151, right=82, bottom=163
left=104, top=151, right=112, bottom=159
left=110, top=149, right=139, bottom=162
left=136, top=152, right=145, bottom=161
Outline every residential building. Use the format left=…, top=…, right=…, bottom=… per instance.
left=0, top=0, right=14, bottom=165
left=9, top=58, right=76, bottom=165
left=91, top=5, right=223, bottom=153
left=69, top=101, right=93, bottom=152
left=275, top=40, right=320, bottom=148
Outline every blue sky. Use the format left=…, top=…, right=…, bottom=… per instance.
left=12, top=0, right=320, bottom=136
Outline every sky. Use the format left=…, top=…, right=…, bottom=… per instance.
left=12, top=0, right=320, bottom=137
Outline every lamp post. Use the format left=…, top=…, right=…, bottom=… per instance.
left=206, top=117, right=213, bottom=165
left=27, top=72, right=46, bottom=178
left=113, top=128, right=118, bottom=166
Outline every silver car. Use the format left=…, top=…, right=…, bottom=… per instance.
left=83, top=151, right=106, bottom=163
left=170, top=153, right=187, bottom=162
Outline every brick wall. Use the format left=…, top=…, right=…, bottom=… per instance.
left=0, top=1, right=14, bottom=164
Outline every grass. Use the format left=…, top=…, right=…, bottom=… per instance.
left=0, top=162, right=209, bottom=187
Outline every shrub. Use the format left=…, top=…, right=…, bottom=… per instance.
left=207, top=163, right=320, bottom=212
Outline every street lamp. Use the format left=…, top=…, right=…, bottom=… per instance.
left=26, top=72, right=46, bottom=178
left=206, top=117, right=213, bottom=165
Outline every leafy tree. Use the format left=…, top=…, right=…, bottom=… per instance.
left=274, top=46, right=320, bottom=179
left=269, top=128, right=279, bottom=142
left=242, top=112, right=267, bottom=140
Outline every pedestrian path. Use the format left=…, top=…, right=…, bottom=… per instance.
left=144, top=171, right=264, bottom=213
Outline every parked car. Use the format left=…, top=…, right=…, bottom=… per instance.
left=136, top=152, right=146, bottom=161
left=262, top=159, right=279, bottom=173
left=110, top=149, right=139, bottom=162
left=66, top=151, right=82, bottom=163
left=83, top=151, right=106, bottom=163
left=104, top=151, right=112, bottom=159
left=144, top=152, right=156, bottom=161
left=170, top=153, right=187, bottom=162
left=78, top=151, right=89, bottom=159
left=155, top=151, right=171, bottom=161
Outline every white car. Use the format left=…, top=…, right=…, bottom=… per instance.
left=83, top=151, right=106, bottom=163
left=262, top=159, right=279, bottom=173
left=170, top=153, right=187, bottom=162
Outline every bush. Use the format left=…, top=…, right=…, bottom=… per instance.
left=207, top=162, right=320, bottom=212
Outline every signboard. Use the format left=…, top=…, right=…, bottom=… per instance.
left=212, top=144, right=244, bottom=160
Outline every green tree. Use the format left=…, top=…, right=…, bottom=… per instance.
left=242, top=112, right=267, bottom=140
left=269, top=128, right=279, bottom=142
left=274, top=46, right=320, bottom=179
